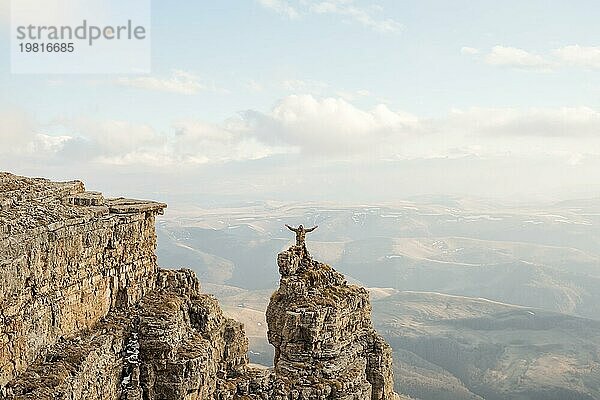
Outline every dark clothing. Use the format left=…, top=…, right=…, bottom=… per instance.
left=286, top=224, right=317, bottom=247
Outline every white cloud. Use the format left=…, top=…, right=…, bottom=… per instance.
left=239, top=94, right=420, bottom=155
left=171, top=119, right=288, bottom=164
left=553, top=45, right=600, bottom=69
left=4, top=100, right=600, bottom=168
left=257, top=0, right=401, bottom=34
left=30, top=134, right=72, bottom=154
left=46, top=116, right=288, bottom=166
left=308, top=1, right=402, bottom=34
left=484, top=46, right=552, bottom=70
left=469, top=44, right=600, bottom=71
left=444, top=106, right=600, bottom=137
left=402, top=106, right=600, bottom=162
left=460, top=46, right=479, bottom=55
left=116, top=70, right=212, bottom=95
left=257, top=0, right=299, bottom=19
left=0, top=111, right=108, bottom=161
left=64, top=118, right=165, bottom=154
left=45, top=118, right=169, bottom=165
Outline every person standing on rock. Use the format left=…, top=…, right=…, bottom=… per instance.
left=285, top=224, right=317, bottom=251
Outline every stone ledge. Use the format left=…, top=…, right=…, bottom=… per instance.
left=107, top=198, right=167, bottom=215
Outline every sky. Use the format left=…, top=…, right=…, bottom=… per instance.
left=1, top=0, right=600, bottom=204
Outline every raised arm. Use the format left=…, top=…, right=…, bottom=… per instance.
left=285, top=224, right=298, bottom=232
left=305, top=225, right=318, bottom=232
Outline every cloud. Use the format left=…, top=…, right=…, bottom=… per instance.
left=238, top=95, right=420, bottom=155
left=171, top=119, right=288, bottom=164
left=4, top=100, right=600, bottom=168
left=0, top=111, right=102, bottom=162
left=445, top=106, right=600, bottom=137
left=460, top=46, right=479, bottom=55
left=257, top=0, right=401, bottom=34
left=484, top=46, right=552, bottom=70
left=469, top=44, right=600, bottom=71
left=64, top=118, right=165, bottom=153
left=257, top=0, right=299, bottom=19
left=553, top=45, right=600, bottom=69
left=47, top=118, right=169, bottom=165
left=42, top=116, right=287, bottom=166
left=115, top=70, right=216, bottom=95
left=308, top=1, right=402, bottom=34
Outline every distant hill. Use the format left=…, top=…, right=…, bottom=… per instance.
left=157, top=199, right=600, bottom=319
left=373, top=291, right=600, bottom=400
left=156, top=198, right=600, bottom=399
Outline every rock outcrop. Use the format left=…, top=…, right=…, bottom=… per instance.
left=267, top=246, right=397, bottom=400
left=0, top=172, right=400, bottom=400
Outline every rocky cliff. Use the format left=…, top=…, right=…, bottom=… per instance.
left=0, top=172, right=400, bottom=400
left=267, top=246, right=396, bottom=400
left=0, top=173, right=165, bottom=390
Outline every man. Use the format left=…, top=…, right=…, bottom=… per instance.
left=285, top=224, right=318, bottom=248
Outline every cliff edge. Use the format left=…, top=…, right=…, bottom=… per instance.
left=0, top=172, right=401, bottom=400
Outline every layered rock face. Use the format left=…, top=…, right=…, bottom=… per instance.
left=0, top=173, right=165, bottom=388
left=4, top=268, right=250, bottom=400
left=267, top=246, right=397, bottom=400
left=0, top=173, right=249, bottom=399
left=120, top=268, right=249, bottom=400
left=0, top=172, right=399, bottom=400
